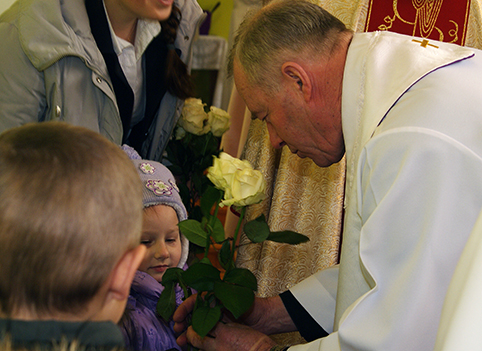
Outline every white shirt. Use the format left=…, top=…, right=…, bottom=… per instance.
left=103, top=1, right=162, bottom=127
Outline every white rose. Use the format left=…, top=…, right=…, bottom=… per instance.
left=221, top=167, right=266, bottom=207
left=207, top=152, right=266, bottom=208
left=207, top=106, right=231, bottom=137
left=207, top=152, right=252, bottom=190
left=178, top=98, right=210, bottom=135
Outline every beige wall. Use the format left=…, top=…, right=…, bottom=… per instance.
left=0, top=0, right=15, bottom=15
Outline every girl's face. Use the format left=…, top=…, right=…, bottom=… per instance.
left=138, top=205, right=182, bottom=283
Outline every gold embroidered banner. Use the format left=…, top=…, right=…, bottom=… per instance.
left=365, top=0, right=471, bottom=45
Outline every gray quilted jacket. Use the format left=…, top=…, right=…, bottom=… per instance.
left=0, top=0, right=203, bottom=160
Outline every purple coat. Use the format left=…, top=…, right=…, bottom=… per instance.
left=120, top=270, right=185, bottom=351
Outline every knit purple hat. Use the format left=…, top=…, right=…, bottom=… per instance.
left=122, top=145, right=189, bottom=269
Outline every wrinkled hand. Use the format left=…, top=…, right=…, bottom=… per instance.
left=173, top=294, right=295, bottom=349
left=173, top=294, right=197, bottom=338
left=183, top=322, right=276, bottom=351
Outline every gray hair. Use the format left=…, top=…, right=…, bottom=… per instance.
left=227, top=0, right=352, bottom=92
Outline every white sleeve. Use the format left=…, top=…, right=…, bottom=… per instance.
left=290, top=265, right=339, bottom=333
left=434, top=208, right=482, bottom=350
left=288, top=128, right=482, bottom=351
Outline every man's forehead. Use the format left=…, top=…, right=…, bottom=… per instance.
left=232, top=60, right=249, bottom=91
left=233, top=62, right=258, bottom=109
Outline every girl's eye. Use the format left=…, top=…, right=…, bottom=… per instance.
left=141, top=240, right=153, bottom=246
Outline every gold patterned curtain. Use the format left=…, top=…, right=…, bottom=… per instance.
left=229, top=0, right=482, bottom=346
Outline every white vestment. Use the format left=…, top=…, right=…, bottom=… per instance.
left=434, top=207, right=482, bottom=350
left=288, top=31, right=482, bottom=351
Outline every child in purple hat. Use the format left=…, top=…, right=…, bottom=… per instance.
left=120, top=145, right=189, bottom=351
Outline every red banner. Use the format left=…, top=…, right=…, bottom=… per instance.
left=365, top=0, right=471, bottom=45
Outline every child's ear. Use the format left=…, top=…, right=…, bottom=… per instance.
left=109, top=245, right=146, bottom=301
left=95, top=245, right=146, bottom=323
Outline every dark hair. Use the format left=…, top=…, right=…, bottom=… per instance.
left=161, top=5, right=195, bottom=99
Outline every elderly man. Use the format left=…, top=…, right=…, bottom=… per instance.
left=173, top=0, right=482, bottom=350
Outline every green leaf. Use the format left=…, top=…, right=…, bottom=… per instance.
left=223, top=268, right=257, bottom=291
left=200, top=186, right=223, bottom=218
left=218, top=240, right=232, bottom=270
left=214, top=281, right=254, bottom=319
left=157, top=282, right=177, bottom=322
left=267, top=230, right=310, bottom=244
left=200, top=257, right=211, bottom=265
left=244, top=214, right=270, bottom=243
left=182, top=262, right=221, bottom=292
left=161, top=267, right=184, bottom=285
left=179, top=219, right=208, bottom=247
left=210, top=216, right=225, bottom=243
left=191, top=305, right=222, bottom=338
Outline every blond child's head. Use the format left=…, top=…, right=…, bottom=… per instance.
left=123, top=146, right=189, bottom=283
left=0, top=122, right=145, bottom=322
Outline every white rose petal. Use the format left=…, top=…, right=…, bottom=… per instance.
left=178, top=98, right=209, bottom=135
left=207, top=152, right=266, bottom=208
left=208, top=106, right=231, bottom=137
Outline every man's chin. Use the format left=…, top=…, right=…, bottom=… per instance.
left=313, top=153, right=345, bottom=168
left=290, top=148, right=342, bottom=168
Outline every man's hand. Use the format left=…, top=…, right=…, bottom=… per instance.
left=173, top=294, right=295, bottom=338
left=183, top=322, right=277, bottom=351
left=172, top=294, right=197, bottom=337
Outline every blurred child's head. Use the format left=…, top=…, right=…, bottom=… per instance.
left=127, top=149, right=189, bottom=283
left=0, top=122, right=145, bottom=322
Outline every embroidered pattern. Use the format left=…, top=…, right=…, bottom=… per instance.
left=139, top=162, right=155, bottom=174
left=365, top=0, right=471, bottom=45
left=169, top=179, right=179, bottom=192
left=145, top=180, right=173, bottom=196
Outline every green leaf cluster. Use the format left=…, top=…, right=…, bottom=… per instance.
left=157, top=185, right=310, bottom=339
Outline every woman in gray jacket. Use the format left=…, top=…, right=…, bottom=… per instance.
left=0, top=0, right=203, bottom=160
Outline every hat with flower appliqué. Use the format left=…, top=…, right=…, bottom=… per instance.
left=122, top=145, right=189, bottom=269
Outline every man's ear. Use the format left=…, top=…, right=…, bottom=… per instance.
left=281, top=62, right=312, bottom=102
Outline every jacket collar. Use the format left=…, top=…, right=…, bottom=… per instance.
left=0, top=319, right=124, bottom=349
left=14, top=0, right=104, bottom=72
left=129, top=271, right=164, bottom=309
